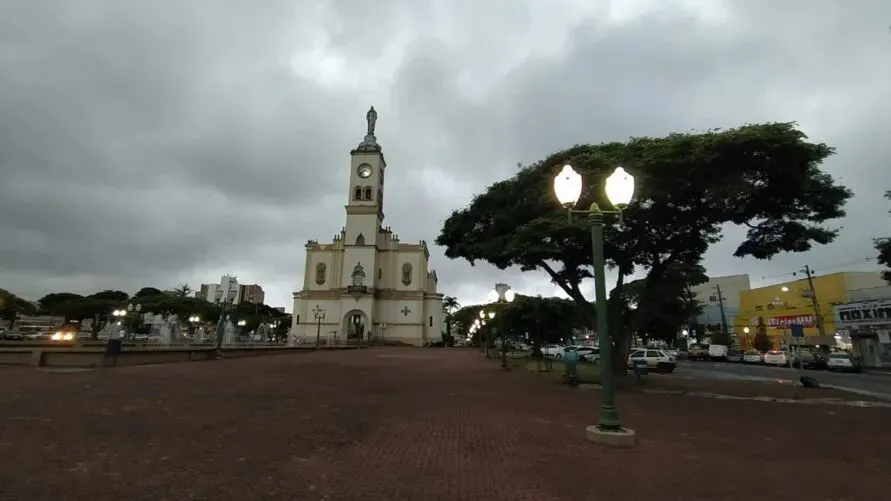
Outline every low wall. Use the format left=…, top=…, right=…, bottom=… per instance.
left=0, top=345, right=362, bottom=368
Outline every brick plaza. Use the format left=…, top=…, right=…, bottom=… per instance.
left=1, top=348, right=888, bottom=500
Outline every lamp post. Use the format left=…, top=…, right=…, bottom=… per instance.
left=488, top=284, right=516, bottom=370
left=312, top=305, right=326, bottom=350
left=112, top=309, right=127, bottom=340
left=237, top=319, right=247, bottom=343
left=553, top=164, right=635, bottom=442
left=188, top=315, right=201, bottom=343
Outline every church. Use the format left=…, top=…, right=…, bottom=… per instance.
left=290, top=107, right=444, bottom=346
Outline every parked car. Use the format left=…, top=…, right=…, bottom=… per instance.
left=708, top=344, right=729, bottom=361
left=742, top=350, right=764, bottom=364
left=576, top=347, right=600, bottom=364
left=627, top=349, right=676, bottom=373
left=0, top=331, right=24, bottom=341
left=790, top=349, right=828, bottom=370
left=726, top=349, right=743, bottom=363
left=688, top=344, right=710, bottom=361
left=827, top=353, right=862, bottom=373
left=763, top=350, right=791, bottom=367
left=541, top=345, right=563, bottom=358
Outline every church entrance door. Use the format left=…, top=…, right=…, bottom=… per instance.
left=342, top=310, right=369, bottom=340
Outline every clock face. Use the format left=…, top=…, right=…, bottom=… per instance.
left=357, top=164, right=373, bottom=178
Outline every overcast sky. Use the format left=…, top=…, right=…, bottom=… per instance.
left=1, top=0, right=889, bottom=311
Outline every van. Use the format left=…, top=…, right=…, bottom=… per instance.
left=708, top=344, right=729, bottom=361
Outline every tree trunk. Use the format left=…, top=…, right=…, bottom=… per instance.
left=90, top=315, right=102, bottom=340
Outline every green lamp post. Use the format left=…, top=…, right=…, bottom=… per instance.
left=553, top=164, right=637, bottom=445
left=487, top=283, right=516, bottom=370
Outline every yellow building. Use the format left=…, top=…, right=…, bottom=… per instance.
left=737, top=271, right=886, bottom=349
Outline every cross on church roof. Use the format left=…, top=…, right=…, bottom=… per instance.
left=401, top=306, right=411, bottom=316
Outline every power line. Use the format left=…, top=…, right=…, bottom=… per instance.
left=759, top=256, right=876, bottom=281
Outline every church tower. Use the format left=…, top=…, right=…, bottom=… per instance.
left=344, top=106, right=385, bottom=247
left=342, top=107, right=386, bottom=288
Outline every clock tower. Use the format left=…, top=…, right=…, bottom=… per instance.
left=344, top=106, right=385, bottom=248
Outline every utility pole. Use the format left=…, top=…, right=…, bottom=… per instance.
left=713, top=284, right=729, bottom=338
left=801, top=265, right=827, bottom=338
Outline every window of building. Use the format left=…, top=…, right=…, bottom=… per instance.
left=296, top=315, right=300, bottom=325
left=315, top=263, right=326, bottom=285
left=364, top=186, right=373, bottom=200
left=354, top=187, right=362, bottom=200
left=429, top=316, right=433, bottom=327
left=378, top=268, right=382, bottom=279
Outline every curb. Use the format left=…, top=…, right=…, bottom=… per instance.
left=823, top=385, right=891, bottom=402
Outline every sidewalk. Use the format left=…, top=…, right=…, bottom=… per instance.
left=1, top=349, right=889, bottom=500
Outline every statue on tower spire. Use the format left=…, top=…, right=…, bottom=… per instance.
left=355, top=106, right=382, bottom=153
left=366, top=106, right=377, bottom=136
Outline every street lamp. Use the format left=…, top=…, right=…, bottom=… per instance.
left=553, top=164, right=635, bottom=444
left=189, top=315, right=201, bottom=343
left=488, top=283, right=515, bottom=370
left=312, top=305, right=326, bottom=350
left=112, top=309, right=126, bottom=339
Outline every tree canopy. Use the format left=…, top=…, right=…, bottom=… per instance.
left=875, top=191, right=891, bottom=284
left=437, top=122, right=851, bottom=368
left=452, top=294, right=585, bottom=350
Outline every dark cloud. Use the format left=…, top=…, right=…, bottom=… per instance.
left=1, top=0, right=888, bottom=309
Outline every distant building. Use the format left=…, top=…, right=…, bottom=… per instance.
left=273, top=307, right=286, bottom=313
left=690, top=274, right=752, bottom=334
left=197, top=276, right=264, bottom=305
left=739, top=271, right=886, bottom=349
left=238, top=284, right=265, bottom=304
left=832, top=283, right=891, bottom=368
left=12, top=314, right=65, bottom=336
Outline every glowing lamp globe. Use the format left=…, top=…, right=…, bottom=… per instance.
left=553, top=165, right=582, bottom=207
left=604, top=167, right=634, bottom=208
left=487, top=289, right=499, bottom=303
left=504, top=289, right=515, bottom=302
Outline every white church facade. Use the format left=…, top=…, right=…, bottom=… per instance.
left=290, top=107, right=444, bottom=346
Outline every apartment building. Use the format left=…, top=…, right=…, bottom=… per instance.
left=197, top=276, right=265, bottom=305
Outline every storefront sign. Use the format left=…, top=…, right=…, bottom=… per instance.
left=767, top=314, right=816, bottom=329
left=834, top=300, right=891, bottom=327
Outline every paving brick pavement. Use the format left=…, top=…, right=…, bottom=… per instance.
left=1, top=348, right=889, bottom=501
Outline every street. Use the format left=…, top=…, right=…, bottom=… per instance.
left=679, top=360, right=891, bottom=400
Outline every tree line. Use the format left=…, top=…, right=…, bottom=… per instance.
left=0, top=284, right=292, bottom=339
left=437, top=122, right=858, bottom=373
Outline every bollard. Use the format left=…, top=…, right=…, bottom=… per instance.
left=563, top=350, right=579, bottom=386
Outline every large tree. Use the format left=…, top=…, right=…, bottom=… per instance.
left=442, top=295, right=460, bottom=345
left=0, top=289, right=37, bottom=327
left=875, top=191, right=891, bottom=284
left=437, top=123, right=851, bottom=373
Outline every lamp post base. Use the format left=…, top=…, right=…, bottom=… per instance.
left=584, top=425, right=637, bottom=448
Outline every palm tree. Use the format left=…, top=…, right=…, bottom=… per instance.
left=171, top=282, right=193, bottom=297
left=442, top=296, right=460, bottom=345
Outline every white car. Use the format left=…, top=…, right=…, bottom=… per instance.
left=541, top=344, right=563, bottom=358
left=742, top=350, right=763, bottom=364
left=763, top=350, right=790, bottom=367
left=626, top=349, right=677, bottom=373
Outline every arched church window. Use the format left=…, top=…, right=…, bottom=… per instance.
left=401, top=262, right=413, bottom=286
left=315, top=263, right=327, bottom=285
left=354, top=187, right=362, bottom=200
left=355, top=233, right=365, bottom=246
left=364, top=186, right=373, bottom=200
